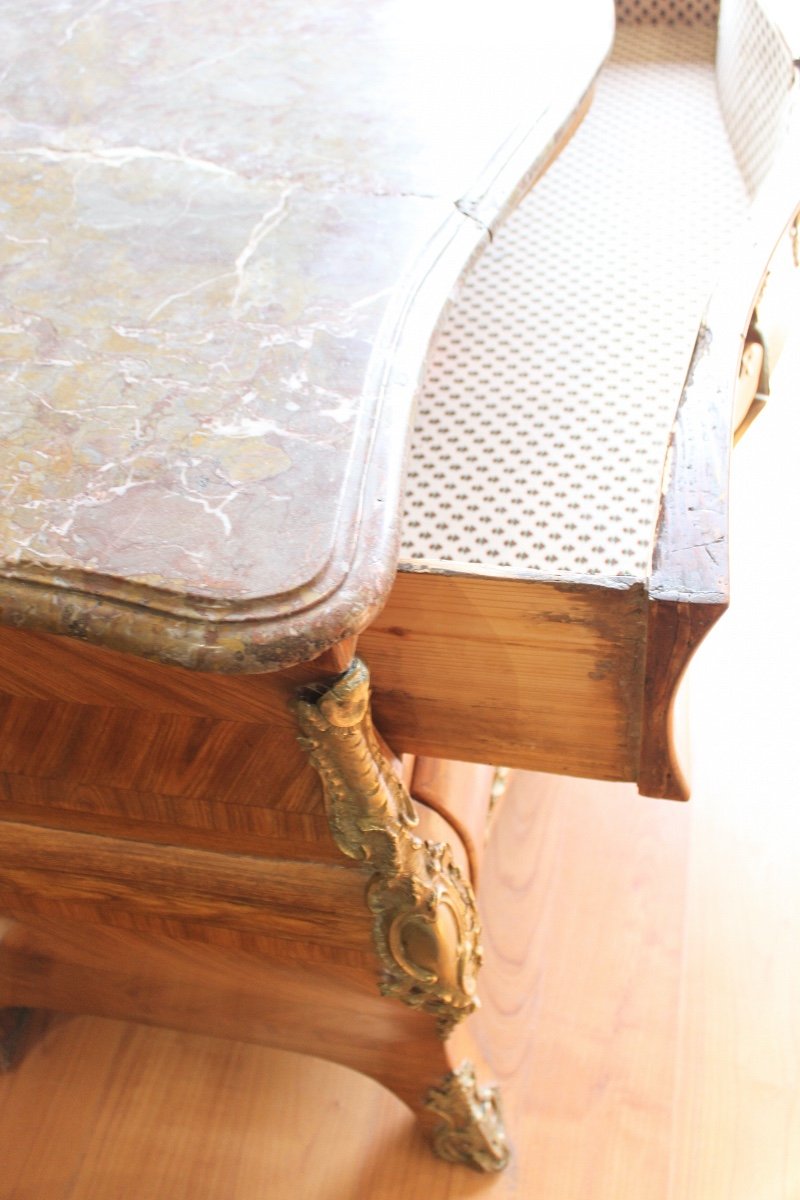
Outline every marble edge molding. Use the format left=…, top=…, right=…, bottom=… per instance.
left=0, top=559, right=393, bottom=673
left=0, top=213, right=486, bottom=674
left=0, top=21, right=615, bottom=674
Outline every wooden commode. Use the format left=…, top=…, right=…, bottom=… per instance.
left=0, top=0, right=798, bottom=1171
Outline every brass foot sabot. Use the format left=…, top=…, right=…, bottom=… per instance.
left=293, top=657, right=482, bottom=1036
left=426, top=1060, right=511, bottom=1172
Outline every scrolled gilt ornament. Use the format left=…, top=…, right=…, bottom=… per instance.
left=293, top=657, right=482, bottom=1035
left=425, top=1060, right=510, bottom=1172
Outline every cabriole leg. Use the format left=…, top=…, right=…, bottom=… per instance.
left=293, top=655, right=510, bottom=1171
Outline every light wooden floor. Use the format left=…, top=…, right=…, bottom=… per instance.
left=1, top=348, right=799, bottom=1199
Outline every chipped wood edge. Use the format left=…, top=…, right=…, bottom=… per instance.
left=641, top=83, right=800, bottom=801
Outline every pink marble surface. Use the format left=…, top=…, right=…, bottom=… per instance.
left=0, top=0, right=614, bottom=670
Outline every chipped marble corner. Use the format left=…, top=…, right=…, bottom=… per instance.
left=425, top=1060, right=510, bottom=1173
left=292, top=657, right=482, bottom=1036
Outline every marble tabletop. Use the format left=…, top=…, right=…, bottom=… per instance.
left=0, top=0, right=614, bottom=671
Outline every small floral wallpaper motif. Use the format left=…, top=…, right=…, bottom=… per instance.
left=615, top=0, right=719, bottom=24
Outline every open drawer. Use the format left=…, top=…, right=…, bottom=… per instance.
left=361, top=0, right=800, bottom=801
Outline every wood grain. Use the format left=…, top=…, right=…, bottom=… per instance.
left=0, top=632, right=359, bottom=859
left=0, top=693, right=322, bottom=805
left=647, top=89, right=799, bottom=608
left=0, top=768, right=693, bottom=1200
left=0, top=916, right=461, bottom=1127
left=0, top=691, right=344, bottom=857
left=410, top=757, right=496, bottom=886
left=637, top=597, right=725, bottom=800
left=361, top=565, right=647, bottom=781
left=0, top=819, right=371, bottom=952
left=0, top=1016, right=448, bottom=1200
left=0, top=777, right=342, bottom=862
left=474, top=771, right=689, bottom=1199
left=0, top=623, right=351, bottom=722
left=642, top=106, right=800, bottom=799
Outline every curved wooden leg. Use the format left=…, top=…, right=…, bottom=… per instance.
left=0, top=655, right=510, bottom=1170
left=1, top=915, right=509, bottom=1171
left=293, top=655, right=510, bottom=1170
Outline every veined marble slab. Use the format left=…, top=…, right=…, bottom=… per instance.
left=0, top=0, right=614, bottom=670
